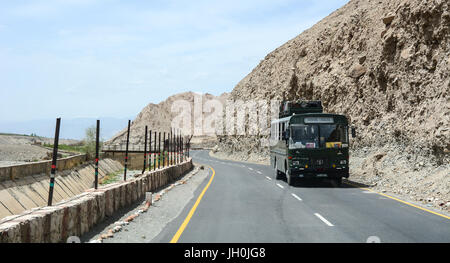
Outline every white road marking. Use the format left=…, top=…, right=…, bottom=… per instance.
left=314, top=213, right=334, bottom=226
left=363, top=191, right=376, bottom=194
left=276, top=183, right=284, bottom=189
left=291, top=193, right=302, bottom=201
left=257, top=171, right=262, bottom=174
left=248, top=167, right=253, bottom=171
left=265, top=176, right=272, bottom=181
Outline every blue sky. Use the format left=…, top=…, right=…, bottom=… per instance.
left=0, top=0, right=349, bottom=122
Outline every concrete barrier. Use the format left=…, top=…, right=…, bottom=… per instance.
left=0, top=158, right=193, bottom=243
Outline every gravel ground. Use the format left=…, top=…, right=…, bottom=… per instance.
left=350, top=145, right=450, bottom=213
left=81, top=164, right=208, bottom=243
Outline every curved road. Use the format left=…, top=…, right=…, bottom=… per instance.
left=152, top=150, right=450, bottom=243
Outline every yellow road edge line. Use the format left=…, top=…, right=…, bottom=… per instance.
left=344, top=181, right=450, bottom=220
left=170, top=165, right=216, bottom=243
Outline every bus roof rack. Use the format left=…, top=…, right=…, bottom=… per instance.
left=279, top=100, right=323, bottom=118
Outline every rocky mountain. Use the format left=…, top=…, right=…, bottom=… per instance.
left=216, top=0, right=449, bottom=211
left=220, top=0, right=449, bottom=160
left=106, top=92, right=229, bottom=147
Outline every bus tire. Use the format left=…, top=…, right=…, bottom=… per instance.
left=333, top=177, right=342, bottom=186
left=286, top=170, right=294, bottom=186
left=274, top=161, right=282, bottom=180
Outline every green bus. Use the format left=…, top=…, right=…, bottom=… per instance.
left=269, top=101, right=355, bottom=186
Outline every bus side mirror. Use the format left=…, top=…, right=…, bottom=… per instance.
left=351, top=127, right=356, bottom=138
left=282, top=131, right=287, bottom=140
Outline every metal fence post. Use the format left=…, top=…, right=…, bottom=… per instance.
left=143, top=125, right=148, bottom=174
left=47, top=117, right=61, bottom=206
left=171, top=129, right=174, bottom=165
left=163, top=132, right=166, bottom=168
left=174, top=130, right=177, bottom=165
left=94, top=119, right=100, bottom=189
left=149, top=129, right=152, bottom=171
left=158, top=132, right=161, bottom=169
left=124, top=120, right=131, bottom=181
left=178, top=130, right=181, bottom=164
left=153, top=131, right=157, bottom=171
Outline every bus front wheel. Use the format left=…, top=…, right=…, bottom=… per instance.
left=274, top=161, right=282, bottom=180
left=332, top=177, right=342, bottom=187
left=286, top=170, right=294, bottom=186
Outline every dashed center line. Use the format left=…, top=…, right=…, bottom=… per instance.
left=291, top=193, right=302, bottom=201
left=248, top=167, right=253, bottom=171
left=314, top=213, right=334, bottom=226
left=276, top=183, right=284, bottom=189
left=257, top=171, right=262, bottom=174
left=265, top=176, right=272, bottom=181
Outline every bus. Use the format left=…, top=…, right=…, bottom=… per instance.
left=269, top=101, right=356, bottom=186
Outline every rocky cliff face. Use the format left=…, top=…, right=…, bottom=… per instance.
left=106, top=92, right=229, bottom=147
left=216, top=0, right=449, bottom=211
left=221, top=0, right=449, bottom=164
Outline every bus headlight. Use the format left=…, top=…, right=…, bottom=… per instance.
left=292, top=161, right=299, bottom=165
left=340, top=160, right=347, bottom=165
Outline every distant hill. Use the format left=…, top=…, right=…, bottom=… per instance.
left=106, top=91, right=229, bottom=147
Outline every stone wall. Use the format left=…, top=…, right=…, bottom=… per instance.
left=0, top=158, right=193, bottom=243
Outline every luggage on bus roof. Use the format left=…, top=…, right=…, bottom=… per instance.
left=279, top=100, right=323, bottom=117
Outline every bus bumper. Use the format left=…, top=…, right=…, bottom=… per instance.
left=290, top=168, right=349, bottom=178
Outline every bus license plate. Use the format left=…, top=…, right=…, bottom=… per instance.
left=317, top=174, right=327, bottom=177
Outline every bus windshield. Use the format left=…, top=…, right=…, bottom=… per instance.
left=290, top=124, right=348, bottom=149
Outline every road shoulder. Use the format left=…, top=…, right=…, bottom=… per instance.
left=81, top=164, right=209, bottom=243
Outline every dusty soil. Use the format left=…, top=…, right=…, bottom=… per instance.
left=0, top=134, right=81, bottom=167
left=350, top=145, right=450, bottom=213
left=0, top=144, right=52, bottom=166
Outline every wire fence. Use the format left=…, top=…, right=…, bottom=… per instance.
left=44, top=117, right=192, bottom=206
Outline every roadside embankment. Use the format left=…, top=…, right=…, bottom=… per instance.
left=0, top=156, right=123, bottom=219
left=350, top=145, right=450, bottom=213
left=0, top=158, right=192, bottom=243
left=0, top=154, right=88, bottom=183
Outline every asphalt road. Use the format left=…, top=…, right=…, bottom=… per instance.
left=152, top=150, right=450, bottom=243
